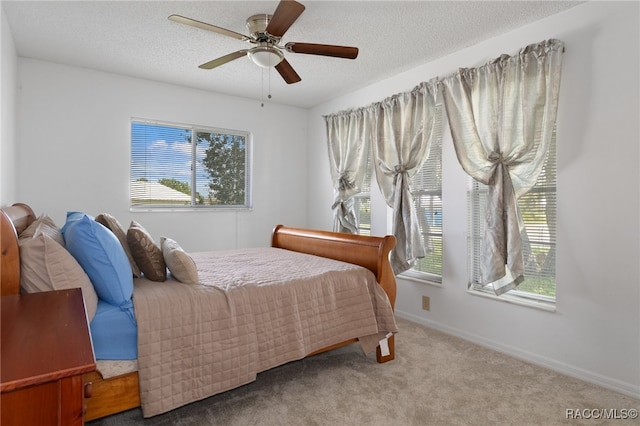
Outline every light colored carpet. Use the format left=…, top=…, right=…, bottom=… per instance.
left=88, top=317, right=638, bottom=425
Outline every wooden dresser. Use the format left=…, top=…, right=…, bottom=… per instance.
left=1, top=288, right=96, bottom=425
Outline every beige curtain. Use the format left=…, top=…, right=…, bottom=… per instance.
left=442, top=39, right=564, bottom=294
left=370, top=80, right=440, bottom=274
left=325, top=109, right=370, bottom=233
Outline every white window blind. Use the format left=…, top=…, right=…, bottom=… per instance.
left=469, top=130, right=557, bottom=302
left=407, top=104, right=443, bottom=282
left=131, top=119, right=251, bottom=209
left=354, top=155, right=372, bottom=235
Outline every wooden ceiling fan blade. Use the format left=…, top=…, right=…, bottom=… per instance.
left=199, top=50, right=248, bottom=70
left=275, top=59, right=302, bottom=84
left=285, top=42, right=358, bottom=59
left=169, top=15, right=249, bottom=41
left=266, top=0, right=305, bottom=37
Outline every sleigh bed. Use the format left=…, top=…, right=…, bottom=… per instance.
left=0, top=203, right=397, bottom=421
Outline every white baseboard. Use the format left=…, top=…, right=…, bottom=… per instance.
left=395, top=310, right=640, bottom=400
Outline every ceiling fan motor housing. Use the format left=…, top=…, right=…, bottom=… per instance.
left=246, top=14, right=274, bottom=41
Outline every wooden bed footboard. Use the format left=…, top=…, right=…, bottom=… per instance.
left=272, top=224, right=397, bottom=364
left=1, top=204, right=397, bottom=421
left=272, top=224, right=397, bottom=308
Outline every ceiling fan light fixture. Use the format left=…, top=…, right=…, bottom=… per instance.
left=248, top=46, right=284, bottom=68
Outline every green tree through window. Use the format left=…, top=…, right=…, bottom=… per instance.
left=198, top=132, right=246, bottom=205
left=131, top=120, right=251, bottom=209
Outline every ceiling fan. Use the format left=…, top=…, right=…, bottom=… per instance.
left=168, top=0, right=359, bottom=84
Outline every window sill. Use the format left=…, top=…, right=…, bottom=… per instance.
left=398, top=271, right=442, bottom=288
left=130, top=206, right=253, bottom=213
left=467, top=288, right=556, bottom=312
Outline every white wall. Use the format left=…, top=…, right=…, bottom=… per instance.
left=16, top=59, right=309, bottom=250
left=307, top=1, right=639, bottom=397
left=1, top=5, right=18, bottom=205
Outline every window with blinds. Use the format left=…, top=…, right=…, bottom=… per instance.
left=131, top=119, right=251, bottom=209
left=353, top=107, right=443, bottom=282
left=468, top=130, right=557, bottom=302
left=353, top=155, right=372, bottom=235
left=406, top=105, right=444, bottom=282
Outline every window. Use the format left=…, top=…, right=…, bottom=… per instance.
left=353, top=156, right=372, bottom=235
left=131, top=120, right=251, bottom=209
left=356, top=107, right=444, bottom=282
left=405, top=104, right=443, bottom=283
left=468, top=130, right=557, bottom=303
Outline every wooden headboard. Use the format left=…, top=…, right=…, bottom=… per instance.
left=1, top=203, right=36, bottom=296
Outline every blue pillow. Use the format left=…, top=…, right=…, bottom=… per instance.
left=61, top=212, right=133, bottom=307
left=90, top=300, right=137, bottom=360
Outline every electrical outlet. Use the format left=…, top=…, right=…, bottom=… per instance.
left=422, top=296, right=430, bottom=311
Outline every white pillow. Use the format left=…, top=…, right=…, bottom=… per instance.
left=161, top=237, right=199, bottom=284
left=19, top=214, right=65, bottom=247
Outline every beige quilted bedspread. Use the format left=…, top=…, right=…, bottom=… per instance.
left=133, top=247, right=397, bottom=417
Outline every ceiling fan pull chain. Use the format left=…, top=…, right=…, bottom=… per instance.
left=261, top=68, right=265, bottom=107
left=268, top=66, right=273, bottom=101
left=261, top=67, right=273, bottom=108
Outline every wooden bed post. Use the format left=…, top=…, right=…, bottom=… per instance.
left=1, top=204, right=36, bottom=296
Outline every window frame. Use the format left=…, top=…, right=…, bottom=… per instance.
left=467, top=131, right=557, bottom=309
left=399, top=185, right=443, bottom=286
left=353, top=154, right=373, bottom=236
left=399, top=104, right=444, bottom=286
left=353, top=193, right=372, bottom=236
left=355, top=106, right=444, bottom=285
left=130, top=118, right=252, bottom=212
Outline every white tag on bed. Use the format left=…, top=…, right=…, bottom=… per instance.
left=379, top=332, right=393, bottom=357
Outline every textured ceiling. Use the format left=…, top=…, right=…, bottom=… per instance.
left=2, top=1, right=581, bottom=108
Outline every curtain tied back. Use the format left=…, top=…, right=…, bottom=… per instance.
left=442, top=38, right=564, bottom=294
left=371, top=79, right=440, bottom=274
left=325, top=110, right=370, bottom=234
